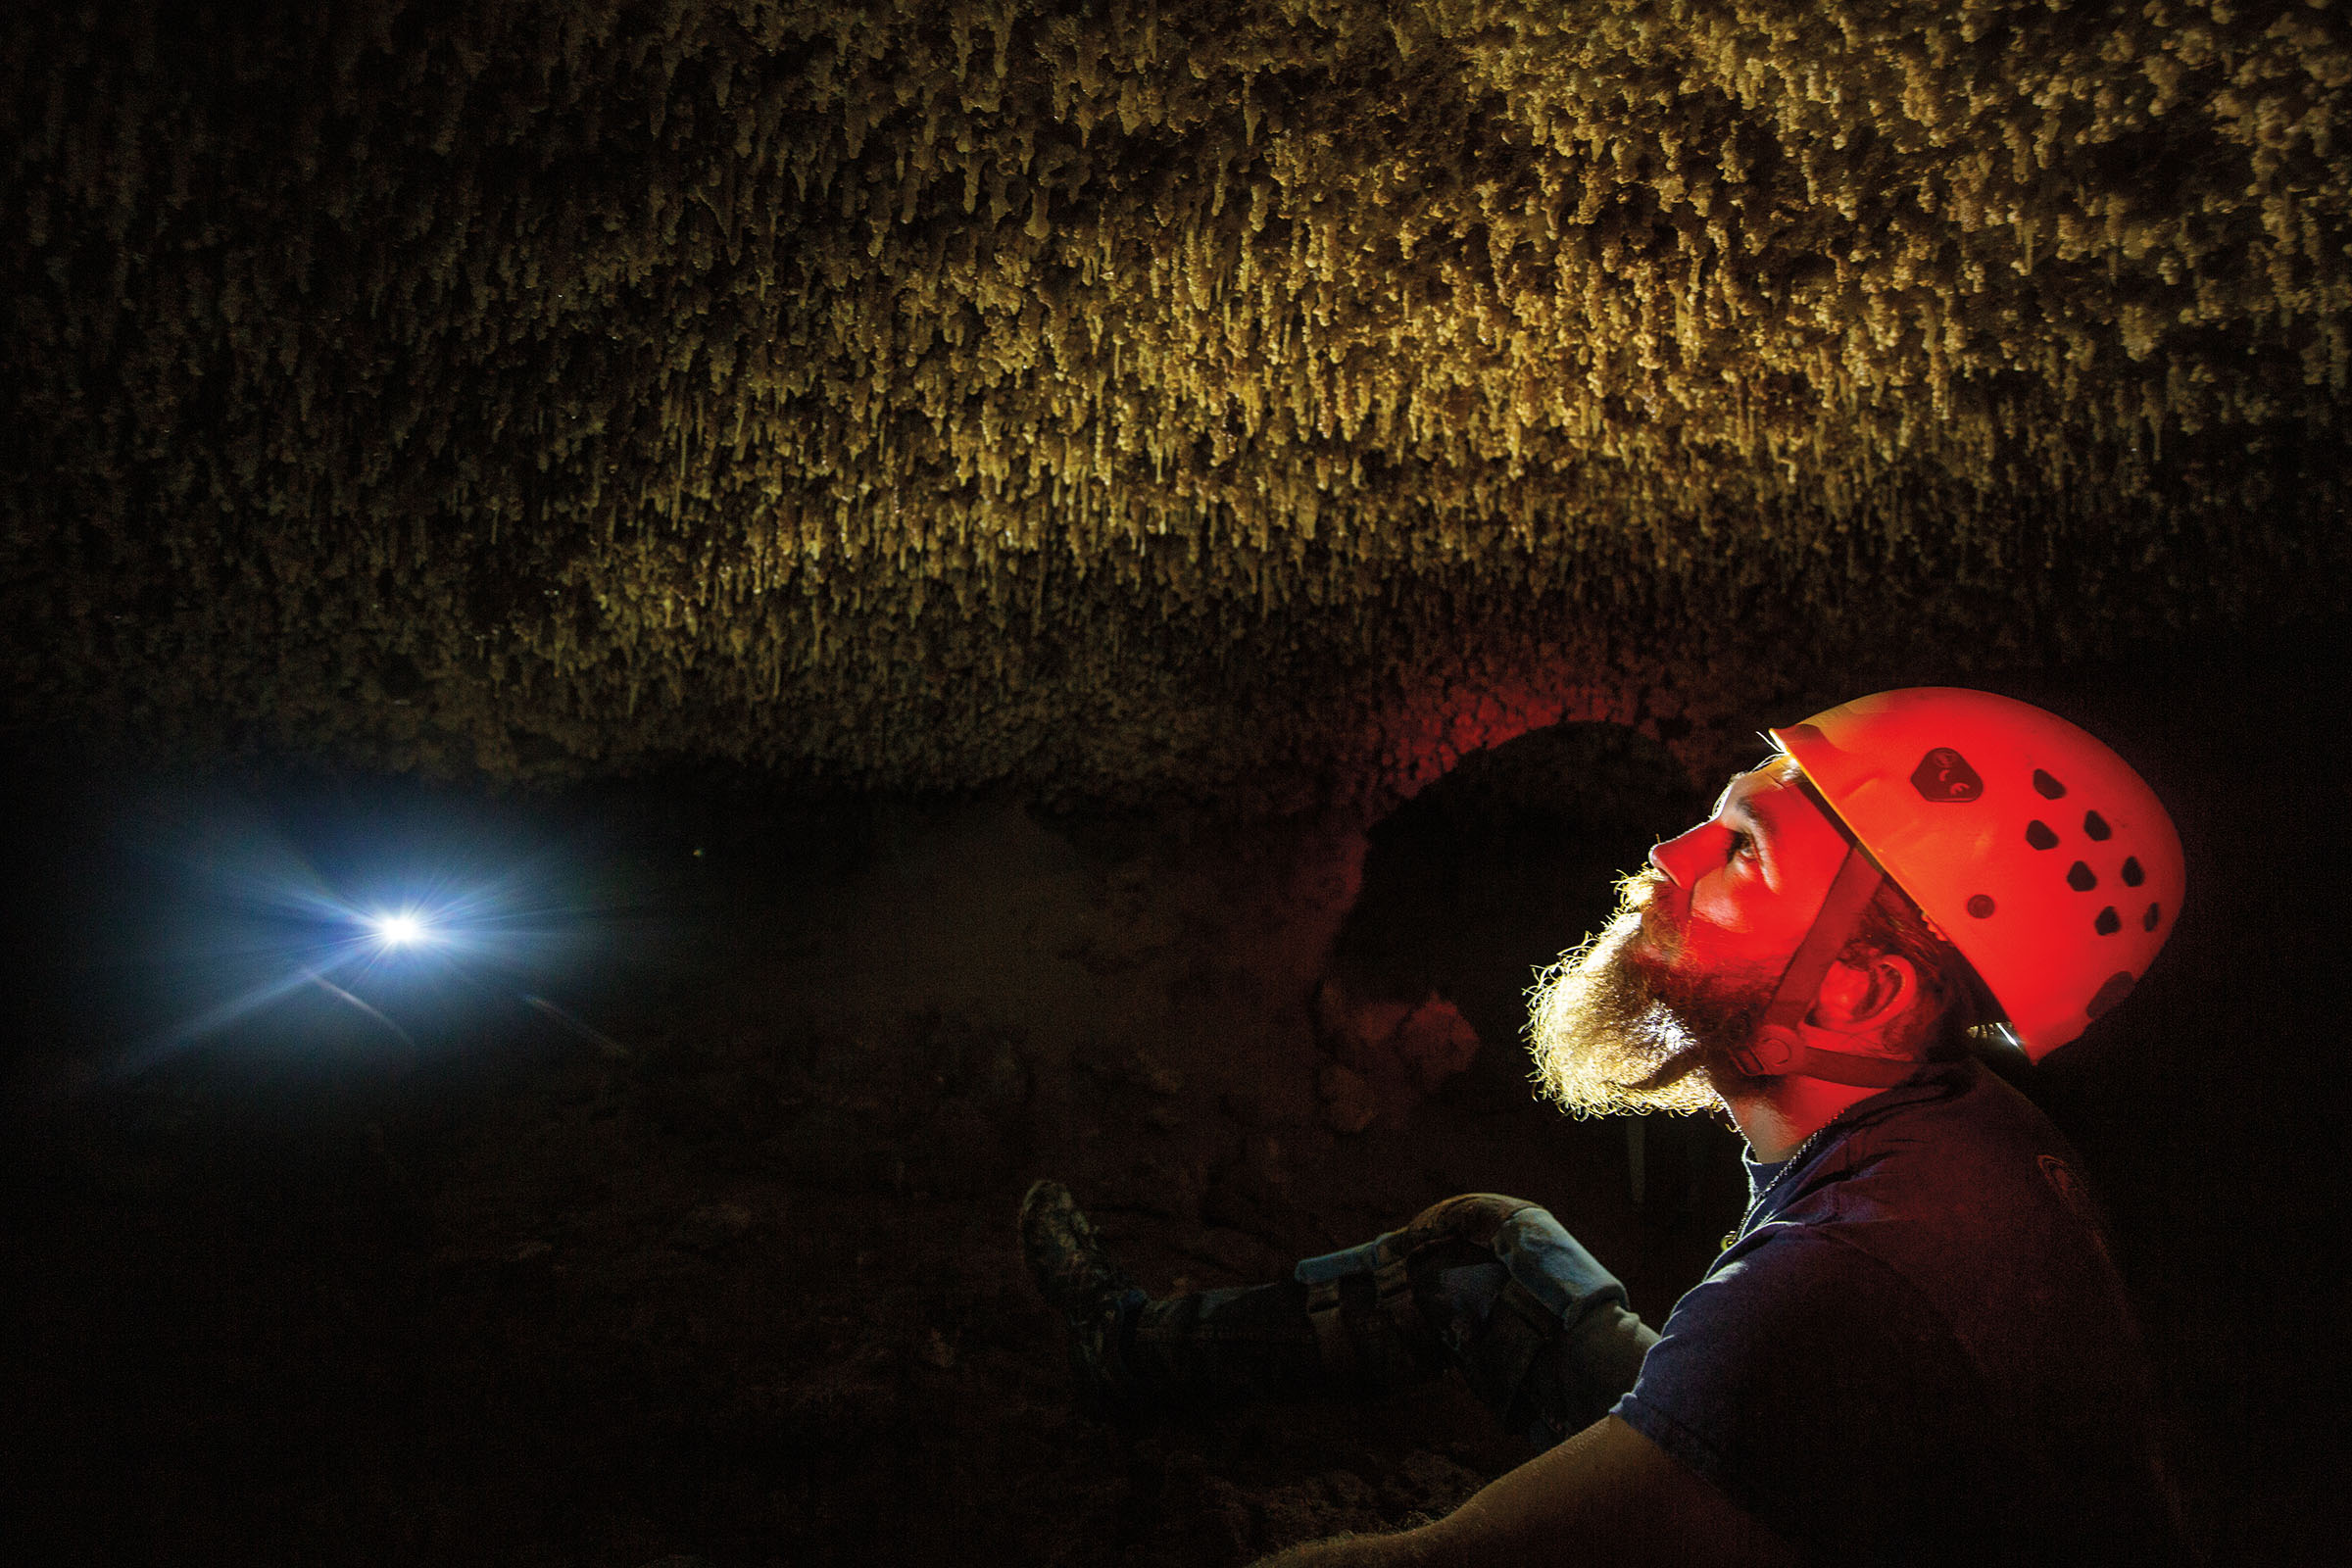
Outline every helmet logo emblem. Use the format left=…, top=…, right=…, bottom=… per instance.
left=1910, top=748, right=1984, bottom=802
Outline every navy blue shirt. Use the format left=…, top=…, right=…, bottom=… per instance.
left=1612, top=1058, right=2183, bottom=1566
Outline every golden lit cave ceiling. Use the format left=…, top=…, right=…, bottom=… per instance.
left=4, top=1, right=2347, bottom=801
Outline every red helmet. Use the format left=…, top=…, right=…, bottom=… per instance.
left=1771, top=689, right=2183, bottom=1061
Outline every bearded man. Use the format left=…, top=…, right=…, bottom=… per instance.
left=1020, top=689, right=2189, bottom=1566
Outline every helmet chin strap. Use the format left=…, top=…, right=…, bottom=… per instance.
left=1726, top=843, right=1924, bottom=1089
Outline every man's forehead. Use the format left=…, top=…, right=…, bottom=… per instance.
left=1710, top=756, right=1809, bottom=820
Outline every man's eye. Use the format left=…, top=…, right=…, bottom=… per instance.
left=1727, top=829, right=1756, bottom=859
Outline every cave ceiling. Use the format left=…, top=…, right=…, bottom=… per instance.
left=5, top=0, right=2347, bottom=802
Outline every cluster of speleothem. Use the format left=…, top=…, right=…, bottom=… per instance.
left=6, top=1, right=2345, bottom=797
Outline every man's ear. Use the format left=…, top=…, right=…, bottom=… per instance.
left=1810, top=953, right=1920, bottom=1034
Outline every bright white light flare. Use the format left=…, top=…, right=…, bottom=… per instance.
left=371, top=912, right=431, bottom=949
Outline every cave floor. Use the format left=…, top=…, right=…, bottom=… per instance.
left=3, top=784, right=1751, bottom=1567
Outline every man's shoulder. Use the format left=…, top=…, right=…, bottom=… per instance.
left=1762, top=1060, right=2146, bottom=1397
left=1800, top=1059, right=2100, bottom=1233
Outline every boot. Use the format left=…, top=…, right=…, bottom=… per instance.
left=1017, top=1179, right=1151, bottom=1413
left=1019, top=1179, right=1347, bottom=1410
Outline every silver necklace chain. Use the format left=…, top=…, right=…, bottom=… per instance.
left=1721, top=1114, right=1846, bottom=1252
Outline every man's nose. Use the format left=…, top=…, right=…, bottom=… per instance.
left=1647, top=824, right=1715, bottom=887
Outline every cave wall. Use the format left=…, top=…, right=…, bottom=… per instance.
left=6, top=0, right=2347, bottom=801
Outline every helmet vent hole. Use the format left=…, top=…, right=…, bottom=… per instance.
left=2142, top=902, right=2161, bottom=932
left=2121, top=857, right=2144, bottom=886
left=1966, top=894, right=1996, bottom=918
left=2025, top=819, right=2059, bottom=851
left=2094, top=906, right=2122, bottom=936
left=2033, top=769, right=2068, bottom=799
left=2066, top=860, right=2098, bottom=892
left=2082, top=810, right=2111, bottom=841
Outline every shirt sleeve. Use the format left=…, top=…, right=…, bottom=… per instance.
left=1611, top=1228, right=1993, bottom=1561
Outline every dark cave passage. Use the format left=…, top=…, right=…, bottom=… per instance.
left=1334, top=723, right=1704, bottom=1034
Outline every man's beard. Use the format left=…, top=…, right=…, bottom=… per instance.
left=1525, top=870, right=1778, bottom=1118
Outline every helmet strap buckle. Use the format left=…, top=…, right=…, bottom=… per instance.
left=1728, top=1025, right=1802, bottom=1078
